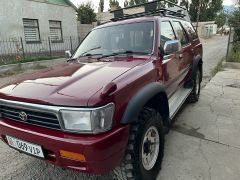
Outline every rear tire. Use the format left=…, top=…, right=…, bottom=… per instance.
left=187, top=69, right=201, bottom=103
left=114, top=108, right=164, bottom=180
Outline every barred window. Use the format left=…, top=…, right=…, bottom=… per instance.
left=49, top=20, right=63, bottom=42
left=23, top=19, right=40, bottom=43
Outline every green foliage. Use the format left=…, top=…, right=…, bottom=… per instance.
left=109, top=0, right=121, bottom=9
left=228, top=49, right=240, bottom=63
left=189, top=0, right=223, bottom=22
left=99, top=0, right=104, bottom=12
left=77, top=2, right=96, bottom=24
left=124, top=0, right=148, bottom=7
left=129, top=0, right=135, bottom=6
left=228, top=2, right=240, bottom=63
left=180, top=0, right=189, bottom=10
left=229, top=7, right=240, bottom=51
left=124, top=0, right=129, bottom=7
left=215, top=12, right=227, bottom=28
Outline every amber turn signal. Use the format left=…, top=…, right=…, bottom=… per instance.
left=60, top=150, right=86, bottom=161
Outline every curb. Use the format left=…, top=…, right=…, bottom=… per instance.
left=222, top=61, right=240, bottom=69
left=0, top=58, right=66, bottom=73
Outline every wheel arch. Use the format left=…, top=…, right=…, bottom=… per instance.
left=121, top=82, right=170, bottom=128
left=185, top=54, right=203, bottom=88
left=192, top=55, right=203, bottom=82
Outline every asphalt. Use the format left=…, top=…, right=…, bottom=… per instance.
left=0, top=35, right=236, bottom=180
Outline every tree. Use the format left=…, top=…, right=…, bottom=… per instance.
left=125, top=0, right=148, bottom=6
left=215, top=12, right=227, bottom=32
left=109, top=0, right=121, bottom=10
left=129, top=0, right=135, bottom=6
left=124, top=0, right=129, bottom=7
left=77, top=2, right=96, bottom=24
left=189, top=0, right=223, bottom=22
left=99, top=0, right=104, bottom=12
left=228, top=6, right=240, bottom=51
left=180, top=0, right=189, bottom=10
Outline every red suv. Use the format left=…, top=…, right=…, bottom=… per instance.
left=0, top=1, right=202, bottom=179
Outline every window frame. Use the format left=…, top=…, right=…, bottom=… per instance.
left=23, top=18, right=41, bottom=44
left=159, top=20, right=177, bottom=48
left=182, top=21, right=199, bottom=41
left=49, top=20, right=63, bottom=43
left=172, top=21, right=190, bottom=47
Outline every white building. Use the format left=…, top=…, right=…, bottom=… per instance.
left=0, top=0, right=78, bottom=42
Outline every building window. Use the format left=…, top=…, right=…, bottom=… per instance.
left=23, top=18, right=41, bottom=43
left=49, top=20, right=63, bottom=42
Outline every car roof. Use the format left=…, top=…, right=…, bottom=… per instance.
left=94, top=16, right=158, bottom=30
left=94, top=16, right=188, bottom=30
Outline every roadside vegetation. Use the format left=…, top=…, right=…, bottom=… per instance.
left=0, top=56, right=64, bottom=66
left=228, top=3, right=240, bottom=63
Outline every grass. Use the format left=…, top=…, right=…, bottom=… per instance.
left=0, top=69, right=23, bottom=78
left=227, top=50, right=240, bottom=63
left=0, top=55, right=64, bottom=66
left=227, top=43, right=240, bottom=63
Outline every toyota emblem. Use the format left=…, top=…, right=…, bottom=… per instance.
left=19, top=111, right=28, bottom=121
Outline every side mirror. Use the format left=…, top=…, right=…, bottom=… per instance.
left=65, top=50, right=72, bottom=59
left=163, top=40, right=182, bottom=55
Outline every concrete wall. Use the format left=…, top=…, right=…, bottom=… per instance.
left=77, top=23, right=95, bottom=42
left=193, top=22, right=217, bottom=38
left=0, top=0, right=78, bottom=40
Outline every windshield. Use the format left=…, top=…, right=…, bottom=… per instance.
left=73, top=21, right=154, bottom=58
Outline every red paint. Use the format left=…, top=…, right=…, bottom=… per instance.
left=0, top=118, right=129, bottom=174
left=0, top=16, right=202, bottom=174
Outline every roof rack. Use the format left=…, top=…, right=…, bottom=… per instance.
left=110, top=0, right=190, bottom=22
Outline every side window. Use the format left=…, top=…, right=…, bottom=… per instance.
left=160, top=21, right=176, bottom=49
left=183, top=22, right=198, bottom=40
left=172, top=21, right=189, bottom=46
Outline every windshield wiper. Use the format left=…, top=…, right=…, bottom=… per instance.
left=67, top=53, right=103, bottom=63
left=98, top=51, right=149, bottom=60
left=80, top=46, right=101, bottom=57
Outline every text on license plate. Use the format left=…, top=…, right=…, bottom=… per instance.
left=6, top=135, right=44, bottom=158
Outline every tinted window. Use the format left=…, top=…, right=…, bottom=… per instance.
left=182, top=21, right=198, bottom=40
left=160, top=21, right=176, bottom=48
left=73, top=22, right=154, bottom=58
left=172, top=21, right=189, bottom=46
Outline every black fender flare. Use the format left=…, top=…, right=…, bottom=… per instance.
left=121, top=82, right=169, bottom=124
left=185, top=55, right=203, bottom=88
left=192, top=55, right=203, bottom=82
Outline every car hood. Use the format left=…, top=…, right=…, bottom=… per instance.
left=0, top=56, right=147, bottom=106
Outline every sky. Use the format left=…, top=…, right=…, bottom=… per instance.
left=70, top=0, right=237, bottom=11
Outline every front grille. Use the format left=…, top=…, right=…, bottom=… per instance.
left=0, top=105, right=61, bottom=130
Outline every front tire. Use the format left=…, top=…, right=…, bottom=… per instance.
left=114, top=108, right=164, bottom=180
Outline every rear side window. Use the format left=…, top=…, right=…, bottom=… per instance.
left=182, top=21, right=198, bottom=40
left=172, top=21, right=189, bottom=46
left=160, top=21, right=176, bottom=48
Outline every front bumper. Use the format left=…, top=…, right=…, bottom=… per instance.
left=0, top=118, right=129, bottom=174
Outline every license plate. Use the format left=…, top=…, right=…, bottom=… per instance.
left=6, top=135, right=44, bottom=158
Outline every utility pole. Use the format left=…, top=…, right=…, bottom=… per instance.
left=196, top=0, right=201, bottom=31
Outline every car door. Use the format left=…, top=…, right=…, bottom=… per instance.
left=159, top=21, right=182, bottom=98
left=171, top=21, right=193, bottom=86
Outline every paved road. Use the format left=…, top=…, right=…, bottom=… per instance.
left=0, top=35, right=229, bottom=180
left=201, top=35, right=228, bottom=86
left=158, top=69, right=240, bottom=180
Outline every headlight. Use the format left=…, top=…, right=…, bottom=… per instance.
left=60, top=103, right=115, bottom=134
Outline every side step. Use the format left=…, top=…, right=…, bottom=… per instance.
left=169, top=87, right=192, bottom=120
